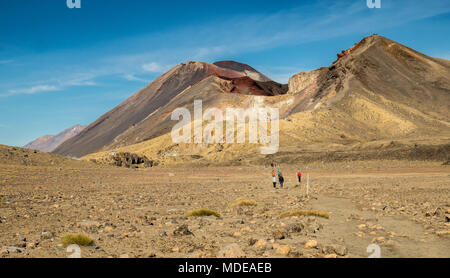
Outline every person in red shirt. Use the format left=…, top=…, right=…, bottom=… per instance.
left=297, top=170, right=302, bottom=184
left=272, top=170, right=277, bottom=188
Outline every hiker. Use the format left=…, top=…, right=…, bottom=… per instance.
left=279, top=174, right=285, bottom=188
left=272, top=170, right=277, bottom=188
left=297, top=170, right=302, bottom=184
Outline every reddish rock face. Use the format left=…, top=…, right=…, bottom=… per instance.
left=214, top=60, right=256, bottom=71
left=201, top=62, right=244, bottom=80
left=334, top=36, right=369, bottom=63
left=214, top=60, right=273, bottom=82
left=221, top=76, right=287, bottom=96
left=229, top=76, right=267, bottom=96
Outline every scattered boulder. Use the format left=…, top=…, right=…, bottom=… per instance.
left=173, top=224, right=193, bottom=236
left=189, top=250, right=207, bottom=258
left=385, top=240, right=398, bottom=247
left=253, top=239, right=267, bottom=249
left=272, top=230, right=287, bottom=240
left=79, top=220, right=100, bottom=232
left=26, top=242, right=36, bottom=249
left=17, top=235, right=26, bottom=242
left=286, top=223, right=304, bottom=233
left=159, top=231, right=168, bottom=237
left=40, top=230, right=54, bottom=240
left=145, top=251, right=157, bottom=258
left=307, top=222, right=322, bottom=234
left=275, top=245, right=291, bottom=256
left=232, top=231, right=242, bottom=238
left=323, top=244, right=347, bottom=256
left=372, top=237, right=386, bottom=244
left=358, top=224, right=367, bottom=230
left=248, top=238, right=258, bottom=246
left=355, top=231, right=365, bottom=238
left=436, top=230, right=450, bottom=236
left=305, top=240, right=318, bottom=249
left=16, top=242, right=26, bottom=248
left=217, top=244, right=245, bottom=258
left=3, top=246, right=25, bottom=253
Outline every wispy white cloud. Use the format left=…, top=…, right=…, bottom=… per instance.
left=142, top=62, right=170, bottom=73
left=105, top=0, right=450, bottom=66
left=2, top=74, right=98, bottom=97
left=123, top=74, right=148, bottom=82
left=5, top=85, right=60, bottom=97
left=3, top=0, right=450, bottom=97
left=61, top=76, right=97, bottom=86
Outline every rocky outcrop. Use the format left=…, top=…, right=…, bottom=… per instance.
left=90, top=152, right=156, bottom=168
left=288, top=69, right=324, bottom=95
left=221, top=76, right=288, bottom=96
left=111, top=152, right=155, bottom=168
left=213, top=60, right=272, bottom=82
left=334, top=36, right=370, bottom=63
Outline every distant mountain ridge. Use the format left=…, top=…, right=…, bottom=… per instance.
left=24, top=124, right=85, bottom=153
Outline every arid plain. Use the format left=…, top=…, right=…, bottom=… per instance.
left=1, top=146, right=449, bottom=258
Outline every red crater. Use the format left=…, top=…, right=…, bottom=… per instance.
left=222, top=76, right=288, bottom=96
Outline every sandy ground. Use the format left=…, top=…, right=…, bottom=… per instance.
left=0, top=162, right=449, bottom=258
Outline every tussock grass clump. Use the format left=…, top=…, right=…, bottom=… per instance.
left=233, top=199, right=258, bottom=207
left=186, top=209, right=221, bottom=218
left=279, top=210, right=330, bottom=219
left=61, top=234, right=95, bottom=247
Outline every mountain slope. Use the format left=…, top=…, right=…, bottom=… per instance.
left=82, top=35, right=450, bottom=166
left=213, top=61, right=272, bottom=82
left=53, top=61, right=284, bottom=158
left=0, top=144, right=90, bottom=167
left=287, top=35, right=450, bottom=116
left=24, top=124, right=85, bottom=153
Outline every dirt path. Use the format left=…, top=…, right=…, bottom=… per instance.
left=310, top=195, right=450, bottom=258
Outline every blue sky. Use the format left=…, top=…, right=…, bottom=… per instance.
left=1, top=0, right=449, bottom=146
